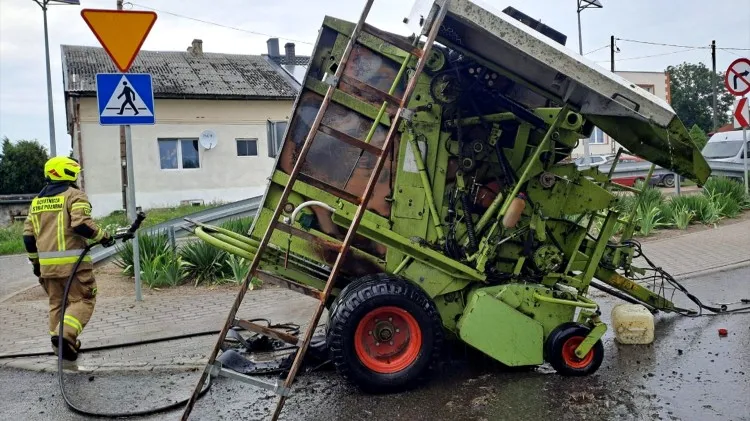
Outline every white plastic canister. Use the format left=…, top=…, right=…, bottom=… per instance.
left=611, top=304, right=654, bottom=345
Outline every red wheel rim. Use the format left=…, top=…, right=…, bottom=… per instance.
left=354, top=306, right=422, bottom=374
left=561, top=336, right=594, bottom=369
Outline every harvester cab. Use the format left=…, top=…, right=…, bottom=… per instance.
left=181, top=1, right=716, bottom=419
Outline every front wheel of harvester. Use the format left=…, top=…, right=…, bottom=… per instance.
left=326, top=275, right=443, bottom=393
left=545, top=323, right=604, bottom=376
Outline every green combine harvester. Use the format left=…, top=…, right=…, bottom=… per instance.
left=188, top=0, right=711, bottom=396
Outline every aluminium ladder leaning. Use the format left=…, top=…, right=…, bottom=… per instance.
left=180, top=1, right=449, bottom=419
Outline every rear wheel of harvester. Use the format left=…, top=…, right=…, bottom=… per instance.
left=545, top=323, right=604, bottom=376
left=326, top=274, right=444, bottom=393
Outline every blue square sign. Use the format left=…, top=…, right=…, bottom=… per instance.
left=96, top=73, right=155, bottom=125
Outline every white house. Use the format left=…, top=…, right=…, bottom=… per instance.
left=62, top=39, right=308, bottom=217
left=573, top=70, right=672, bottom=157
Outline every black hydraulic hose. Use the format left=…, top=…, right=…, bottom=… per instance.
left=54, top=213, right=214, bottom=418
left=0, top=330, right=220, bottom=359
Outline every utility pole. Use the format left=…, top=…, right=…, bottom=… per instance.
left=610, top=35, right=615, bottom=73
left=114, top=0, right=142, bottom=301
left=711, top=40, right=717, bottom=131
left=576, top=0, right=603, bottom=160
left=117, top=0, right=127, bottom=210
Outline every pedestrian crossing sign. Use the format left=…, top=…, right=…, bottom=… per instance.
left=96, top=73, right=155, bottom=125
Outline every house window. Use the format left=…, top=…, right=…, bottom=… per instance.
left=236, top=138, right=258, bottom=157
left=637, top=84, right=655, bottom=94
left=267, top=120, right=288, bottom=157
left=158, top=138, right=200, bottom=169
left=589, top=127, right=605, bottom=144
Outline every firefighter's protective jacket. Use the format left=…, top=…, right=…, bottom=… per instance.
left=23, top=183, right=108, bottom=278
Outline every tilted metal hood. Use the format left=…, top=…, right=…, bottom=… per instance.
left=412, top=0, right=710, bottom=183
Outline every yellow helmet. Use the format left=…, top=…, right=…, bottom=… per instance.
left=44, top=156, right=81, bottom=182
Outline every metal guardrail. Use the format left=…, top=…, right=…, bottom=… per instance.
left=91, top=196, right=263, bottom=265
left=598, top=161, right=749, bottom=180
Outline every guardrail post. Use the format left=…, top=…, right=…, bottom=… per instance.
left=168, top=225, right=177, bottom=252
left=674, top=172, right=681, bottom=196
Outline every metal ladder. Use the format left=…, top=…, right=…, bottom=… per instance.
left=180, top=1, right=449, bottom=419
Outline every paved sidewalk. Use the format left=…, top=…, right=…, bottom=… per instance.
left=637, top=219, right=750, bottom=278
left=0, top=288, right=318, bottom=372
left=1, top=219, right=748, bottom=374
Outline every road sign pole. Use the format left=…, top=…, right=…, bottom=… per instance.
left=743, top=127, right=749, bottom=195
left=124, top=124, right=142, bottom=301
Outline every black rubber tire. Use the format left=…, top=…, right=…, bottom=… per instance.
left=326, top=274, right=444, bottom=393
left=663, top=174, right=675, bottom=188
left=545, top=323, right=604, bottom=377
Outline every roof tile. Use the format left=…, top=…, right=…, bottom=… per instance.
left=61, top=45, right=311, bottom=99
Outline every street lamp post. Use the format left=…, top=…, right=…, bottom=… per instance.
left=577, top=0, right=603, bottom=161
left=33, top=0, right=80, bottom=157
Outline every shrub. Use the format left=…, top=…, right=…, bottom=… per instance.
left=140, top=251, right=187, bottom=288
left=703, top=176, right=748, bottom=208
left=0, top=222, right=24, bottom=255
left=671, top=204, right=694, bottom=230
left=115, top=231, right=169, bottom=276
left=709, top=192, right=741, bottom=218
left=669, top=195, right=719, bottom=225
left=180, top=240, right=230, bottom=286
left=636, top=184, right=665, bottom=212
left=220, top=217, right=254, bottom=236
left=637, top=206, right=666, bottom=236
left=226, top=254, right=259, bottom=287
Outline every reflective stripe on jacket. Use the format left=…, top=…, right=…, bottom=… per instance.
left=23, top=185, right=106, bottom=278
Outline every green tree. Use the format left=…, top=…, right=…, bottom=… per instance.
left=688, top=124, right=709, bottom=150
left=667, top=62, right=734, bottom=133
left=0, top=137, right=49, bottom=194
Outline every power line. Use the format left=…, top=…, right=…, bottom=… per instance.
left=584, top=44, right=609, bottom=55
left=597, top=47, right=702, bottom=63
left=617, top=37, right=750, bottom=51
left=124, top=2, right=314, bottom=46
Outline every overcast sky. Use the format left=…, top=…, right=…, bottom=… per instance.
left=1, top=0, right=748, bottom=156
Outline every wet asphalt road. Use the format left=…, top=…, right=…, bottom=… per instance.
left=1, top=266, right=748, bottom=421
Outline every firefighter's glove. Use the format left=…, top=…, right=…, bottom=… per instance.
left=101, top=235, right=116, bottom=248
left=33, top=263, right=41, bottom=278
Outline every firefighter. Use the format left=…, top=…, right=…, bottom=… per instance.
left=23, top=156, right=115, bottom=361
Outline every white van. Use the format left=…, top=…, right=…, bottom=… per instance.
left=702, top=130, right=749, bottom=164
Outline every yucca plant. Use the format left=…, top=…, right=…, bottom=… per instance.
left=225, top=254, right=262, bottom=288
left=115, top=231, right=169, bottom=276
left=703, top=176, right=748, bottom=208
left=637, top=206, right=666, bottom=236
left=139, top=251, right=186, bottom=288
left=671, top=204, right=694, bottom=230
left=180, top=240, right=230, bottom=286
left=710, top=192, right=742, bottom=218
left=220, top=217, right=254, bottom=236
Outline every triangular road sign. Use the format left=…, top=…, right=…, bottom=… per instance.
left=81, top=9, right=157, bottom=73
left=101, top=75, right=154, bottom=118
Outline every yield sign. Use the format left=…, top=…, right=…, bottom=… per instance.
left=734, top=97, right=749, bottom=129
left=81, top=9, right=157, bottom=73
left=725, top=57, right=750, bottom=96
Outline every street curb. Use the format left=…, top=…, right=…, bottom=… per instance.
left=673, top=259, right=750, bottom=281
left=0, top=282, right=39, bottom=304
left=1, top=357, right=206, bottom=374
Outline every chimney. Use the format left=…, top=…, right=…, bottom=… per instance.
left=267, top=38, right=280, bottom=58
left=284, top=42, right=296, bottom=63
left=190, top=39, right=203, bottom=56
